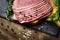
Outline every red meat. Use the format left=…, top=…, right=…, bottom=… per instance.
left=12, top=0, right=52, bottom=23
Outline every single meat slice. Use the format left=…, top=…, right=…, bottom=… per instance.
left=12, top=0, right=52, bottom=23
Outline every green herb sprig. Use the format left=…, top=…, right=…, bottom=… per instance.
left=5, top=0, right=13, bottom=19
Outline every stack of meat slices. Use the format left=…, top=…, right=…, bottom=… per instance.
left=12, top=0, right=52, bottom=24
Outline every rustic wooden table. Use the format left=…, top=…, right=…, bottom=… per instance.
left=0, top=18, right=60, bottom=40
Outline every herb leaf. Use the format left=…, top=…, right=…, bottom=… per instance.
left=5, top=0, right=13, bottom=19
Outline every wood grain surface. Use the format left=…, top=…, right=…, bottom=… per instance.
left=0, top=18, right=60, bottom=40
